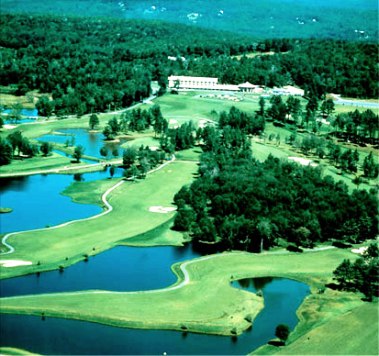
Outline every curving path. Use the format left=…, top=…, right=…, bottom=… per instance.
left=0, top=155, right=176, bottom=257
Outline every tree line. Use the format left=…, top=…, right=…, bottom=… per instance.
left=172, top=107, right=378, bottom=253
left=177, top=39, right=378, bottom=99
left=333, top=243, right=378, bottom=301
left=1, top=13, right=377, bottom=119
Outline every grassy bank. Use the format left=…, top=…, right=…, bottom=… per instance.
left=254, top=298, right=378, bottom=355
left=0, top=153, right=73, bottom=176
left=0, top=160, right=197, bottom=279
left=0, top=248, right=367, bottom=340
left=0, top=347, right=39, bottom=355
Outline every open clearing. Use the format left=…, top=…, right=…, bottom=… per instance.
left=0, top=160, right=197, bottom=279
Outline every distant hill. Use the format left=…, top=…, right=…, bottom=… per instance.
left=1, top=0, right=378, bottom=41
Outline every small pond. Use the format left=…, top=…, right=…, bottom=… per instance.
left=3, top=108, right=38, bottom=124
left=38, top=128, right=127, bottom=159
left=0, top=168, right=123, bottom=234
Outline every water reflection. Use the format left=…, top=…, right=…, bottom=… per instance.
left=37, top=128, right=128, bottom=159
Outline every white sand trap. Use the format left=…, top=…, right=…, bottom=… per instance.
left=198, top=118, right=216, bottom=129
left=351, top=246, right=368, bottom=255
left=288, top=157, right=318, bottom=167
left=149, top=206, right=177, bottom=214
left=169, top=119, right=179, bottom=129
left=149, top=146, right=159, bottom=151
left=3, top=124, right=16, bottom=129
left=0, top=259, right=33, bottom=267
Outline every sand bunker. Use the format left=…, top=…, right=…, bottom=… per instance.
left=198, top=118, right=216, bottom=129
left=149, top=206, right=177, bottom=214
left=288, top=157, right=318, bottom=167
left=351, top=246, right=368, bottom=255
left=169, top=119, right=179, bottom=129
left=0, top=259, right=33, bottom=267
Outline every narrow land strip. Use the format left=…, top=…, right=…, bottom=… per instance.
left=0, top=248, right=362, bottom=338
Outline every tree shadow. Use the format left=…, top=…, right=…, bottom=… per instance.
left=268, top=340, right=285, bottom=347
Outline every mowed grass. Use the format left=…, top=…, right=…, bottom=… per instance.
left=0, top=347, right=39, bottom=355
left=0, top=160, right=197, bottom=279
left=0, top=248, right=365, bottom=339
left=139, top=91, right=260, bottom=126
left=0, top=153, right=73, bottom=176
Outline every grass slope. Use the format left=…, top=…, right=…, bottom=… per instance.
left=0, top=160, right=197, bottom=279
left=254, top=300, right=378, bottom=355
left=0, top=347, right=39, bottom=355
left=0, top=153, right=73, bottom=176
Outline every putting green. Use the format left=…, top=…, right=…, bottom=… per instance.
left=0, top=160, right=197, bottom=279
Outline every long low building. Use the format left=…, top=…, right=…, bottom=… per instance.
left=168, top=75, right=261, bottom=93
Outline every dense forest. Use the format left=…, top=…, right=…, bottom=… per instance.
left=181, top=40, right=378, bottom=98
left=0, top=14, right=253, bottom=115
left=173, top=107, right=378, bottom=252
left=2, top=0, right=378, bottom=41
left=0, top=14, right=378, bottom=117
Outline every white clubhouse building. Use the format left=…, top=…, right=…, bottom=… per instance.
left=168, top=75, right=304, bottom=96
left=168, top=75, right=260, bottom=93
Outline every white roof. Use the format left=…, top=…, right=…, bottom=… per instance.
left=238, top=82, right=256, bottom=88
left=168, top=75, right=218, bottom=82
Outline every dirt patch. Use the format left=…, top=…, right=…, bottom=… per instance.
left=149, top=206, right=177, bottom=214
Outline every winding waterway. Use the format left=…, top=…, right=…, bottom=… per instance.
left=0, top=264, right=309, bottom=355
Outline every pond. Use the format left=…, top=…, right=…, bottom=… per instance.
left=0, top=272, right=309, bottom=355
left=0, top=168, right=123, bottom=234
left=38, top=128, right=127, bottom=160
left=3, top=108, right=38, bottom=124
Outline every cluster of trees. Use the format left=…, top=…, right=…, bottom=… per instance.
left=122, top=145, right=166, bottom=179
left=179, top=39, right=378, bottom=99
left=285, top=132, right=378, bottom=178
left=102, top=105, right=168, bottom=140
left=333, top=243, right=378, bottom=301
left=0, top=14, right=254, bottom=115
left=0, top=131, right=49, bottom=165
left=161, top=121, right=196, bottom=153
left=266, top=95, right=378, bottom=147
left=173, top=109, right=378, bottom=252
left=331, top=109, right=378, bottom=145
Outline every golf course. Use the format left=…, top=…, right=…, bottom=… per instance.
left=1, top=88, right=378, bottom=354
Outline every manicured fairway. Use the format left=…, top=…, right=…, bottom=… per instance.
left=0, top=248, right=362, bottom=337
left=0, top=153, right=72, bottom=176
left=139, top=91, right=260, bottom=125
left=0, top=160, right=197, bottom=279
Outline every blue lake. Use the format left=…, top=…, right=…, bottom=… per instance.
left=0, top=168, right=123, bottom=234
left=38, top=128, right=127, bottom=159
